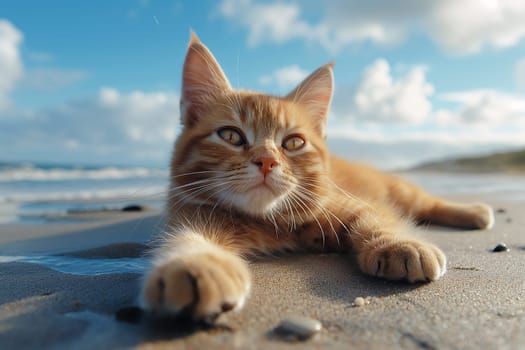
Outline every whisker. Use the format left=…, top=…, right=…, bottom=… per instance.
left=288, top=191, right=326, bottom=248
left=167, top=180, right=233, bottom=214
left=293, top=186, right=342, bottom=246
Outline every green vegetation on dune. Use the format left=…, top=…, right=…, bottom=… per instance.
left=413, top=149, right=525, bottom=173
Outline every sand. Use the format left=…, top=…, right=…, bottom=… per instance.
left=1, top=195, right=524, bottom=349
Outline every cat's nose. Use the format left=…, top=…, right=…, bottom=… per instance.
left=253, top=156, right=279, bottom=175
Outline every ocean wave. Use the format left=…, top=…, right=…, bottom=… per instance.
left=0, top=186, right=167, bottom=204
left=0, top=164, right=169, bottom=182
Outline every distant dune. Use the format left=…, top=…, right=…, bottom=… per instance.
left=412, top=149, right=525, bottom=173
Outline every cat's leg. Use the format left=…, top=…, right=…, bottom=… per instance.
left=347, top=207, right=447, bottom=283
left=415, top=197, right=494, bottom=230
left=388, top=179, right=494, bottom=230
left=141, top=229, right=251, bottom=323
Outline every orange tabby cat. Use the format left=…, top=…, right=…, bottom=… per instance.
left=141, top=34, right=494, bottom=323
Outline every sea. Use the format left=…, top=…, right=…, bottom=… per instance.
left=1, top=161, right=525, bottom=225
left=0, top=162, right=169, bottom=224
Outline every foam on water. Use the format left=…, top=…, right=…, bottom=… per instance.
left=0, top=163, right=168, bottom=182
left=0, top=162, right=168, bottom=224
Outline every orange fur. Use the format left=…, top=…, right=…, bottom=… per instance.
left=141, top=34, right=494, bottom=322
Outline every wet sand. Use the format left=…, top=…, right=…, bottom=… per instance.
left=1, top=195, right=524, bottom=349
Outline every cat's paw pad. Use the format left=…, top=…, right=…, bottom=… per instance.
left=359, top=240, right=446, bottom=283
left=141, top=252, right=250, bottom=323
left=469, top=203, right=494, bottom=230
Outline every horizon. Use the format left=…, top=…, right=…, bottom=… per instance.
left=1, top=1, right=525, bottom=169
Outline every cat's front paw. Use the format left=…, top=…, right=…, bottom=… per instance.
left=141, top=252, right=251, bottom=323
left=358, top=240, right=446, bottom=283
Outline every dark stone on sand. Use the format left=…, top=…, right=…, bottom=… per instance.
left=122, top=204, right=144, bottom=212
left=273, top=317, right=322, bottom=341
left=496, top=208, right=506, bottom=214
left=492, top=243, right=510, bottom=252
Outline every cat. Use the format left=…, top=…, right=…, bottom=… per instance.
left=141, top=33, right=494, bottom=323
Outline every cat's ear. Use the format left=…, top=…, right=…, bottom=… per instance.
left=180, top=32, right=231, bottom=127
left=286, top=63, right=334, bottom=138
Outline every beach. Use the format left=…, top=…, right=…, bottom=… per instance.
left=1, top=171, right=525, bottom=349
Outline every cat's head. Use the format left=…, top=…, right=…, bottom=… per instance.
left=171, top=33, right=333, bottom=218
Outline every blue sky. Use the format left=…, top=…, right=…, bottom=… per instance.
left=1, top=0, right=525, bottom=169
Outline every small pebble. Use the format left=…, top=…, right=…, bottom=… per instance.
left=115, top=306, right=144, bottom=324
left=122, top=204, right=143, bottom=212
left=354, top=297, right=366, bottom=307
left=496, top=208, right=506, bottom=214
left=273, top=316, right=322, bottom=341
left=492, top=243, right=510, bottom=253
left=353, top=296, right=371, bottom=307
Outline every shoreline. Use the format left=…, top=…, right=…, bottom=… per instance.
left=0, top=199, right=164, bottom=225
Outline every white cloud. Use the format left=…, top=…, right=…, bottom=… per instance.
left=20, top=68, right=88, bottom=91
left=331, top=59, right=434, bottom=124
left=438, top=89, right=525, bottom=126
left=0, top=19, right=24, bottom=111
left=217, top=0, right=525, bottom=54
left=330, top=58, right=525, bottom=130
left=325, top=59, right=525, bottom=169
left=0, top=88, right=180, bottom=165
left=259, top=64, right=309, bottom=92
left=332, top=58, right=525, bottom=130
left=352, top=59, right=433, bottom=124
left=95, top=87, right=179, bottom=145
left=428, top=0, right=525, bottom=54
left=218, top=0, right=320, bottom=47
left=219, top=0, right=399, bottom=51
left=516, top=57, right=525, bottom=90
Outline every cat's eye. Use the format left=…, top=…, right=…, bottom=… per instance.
left=217, top=127, right=246, bottom=147
left=282, top=134, right=306, bottom=151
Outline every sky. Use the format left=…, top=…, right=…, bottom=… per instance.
left=1, top=0, right=525, bottom=169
